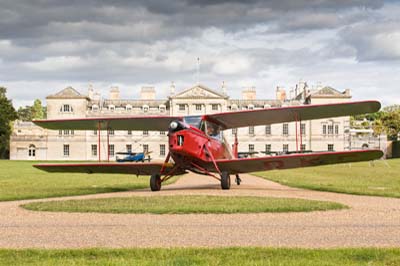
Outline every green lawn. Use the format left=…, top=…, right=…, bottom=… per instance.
left=0, top=160, right=178, bottom=201
left=0, top=248, right=399, bottom=265
left=22, top=195, right=346, bottom=214
left=255, top=159, right=400, bottom=198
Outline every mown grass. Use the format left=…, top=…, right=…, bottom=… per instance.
left=255, top=158, right=400, bottom=198
left=22, top=195, right=346, bottom=214
left=0, top=248, right=399, bottom=265
left=0, top=160, right=178, bottom=201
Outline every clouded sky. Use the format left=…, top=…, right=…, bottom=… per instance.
left=1, top=0, right=399, bottom=108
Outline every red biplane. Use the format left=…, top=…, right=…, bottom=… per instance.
left=34, top=100, right=383, bottom=191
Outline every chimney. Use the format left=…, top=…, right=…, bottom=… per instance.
left=109, top=86, right=120, bottom=100
left=141, top=86, right=156, bottom=100
left=88, top=84, right=94, bottom=99
left=276, top=86, right=286, bottom=101
left=221, top=81, right=227, bottom=95
left=242, top=87, right=256, bottom=100
left=170, top=82, right=175, bottom=96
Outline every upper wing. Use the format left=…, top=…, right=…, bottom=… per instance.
left=206, top=100, right=380, bottom=129
left=214, top=150, right=383, bottom=174
left=33, top=162, right=185, bottom=175
left=33, top=115, right=182, bottom=131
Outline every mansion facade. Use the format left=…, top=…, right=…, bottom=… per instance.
left=10, top=83, right=381, bottom=161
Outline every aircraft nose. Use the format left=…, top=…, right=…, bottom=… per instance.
left=169, top=120, right=186, bottom=133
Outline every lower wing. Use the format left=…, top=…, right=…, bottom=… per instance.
left=33, top=162, right=184, bottom=175
left=215, top=150, right=383, bottom=174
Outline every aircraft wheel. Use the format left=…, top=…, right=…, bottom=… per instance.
left=220, top=171, right=231, bottom=190
left=150, top=173, right=161, bottom=191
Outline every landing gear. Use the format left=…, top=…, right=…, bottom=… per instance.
left=221, top=171, right=231, bottom=190
left=235, top=174, right=241, bottom=185
left=150, top=173, right=161, bottom=191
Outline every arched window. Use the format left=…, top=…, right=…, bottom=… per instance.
left=142, top=105, right=149, bottom=113
left=28, top=144, right=36, bottom=157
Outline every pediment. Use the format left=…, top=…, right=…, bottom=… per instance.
left=47, top=86, right=89, bottom=99
left=313, top=86, right=342, bottom=96
left=173, top=84, right=227, bottom=99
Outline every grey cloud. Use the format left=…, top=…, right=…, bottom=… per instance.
left=0, top=0, right=384, bottom=45
left=340, top=21, right=400, bottom=61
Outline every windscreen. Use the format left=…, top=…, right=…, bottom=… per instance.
left=183, top=116, right=202, bottom=129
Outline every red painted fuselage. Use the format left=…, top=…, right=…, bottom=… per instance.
left=168, top=124, right=231, bottom=171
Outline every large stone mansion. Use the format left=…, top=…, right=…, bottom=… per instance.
left=10, top=82, right=382, bottom=161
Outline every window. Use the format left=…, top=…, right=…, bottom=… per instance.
left=92, top=105, right=99, bottom=112
left=159, top=105, right=166, bottom=113
left=126, top=105, right=132, bottom=111
left=283, top=144, right=289, bottom=153
left=160, top=144, right=165, bottom=156
left=232, top=128, right=237, bottom=135
left=323, top=125, right=327, bottom=135
left=178, top=104, right=185, bottom=111
left=283, top=123, right=289, bottom=136
left=265, top=125, right=271, bottom=135
left=212, top=104, right=218, bottom=111
left=59, top=130, right=62, bottom=136
left=248, top=104, right=254, bottom=110
left=143, top=105, right=149, bottom=112
left=195, top=104, right=202, bottom=111
left=93, top=130, right=97, bottom=135
left=328, top=125, right=334, bottom=135
left=127, top=130, right=132, bottom=135
left=249, top=144, right=255, bottom=152
left=300, top=123, right=306, bottom=136
left=91, top=144, right=97, bottom=156
left=335, top=125, right=339, bottom=135
left=63, top=130, right=69, bottom=135
left=108, top=129, right=114, bottom=135
left=249, top=126, right=254, bottom=135
left=328, top=144, right=334, bottom=151
left=160, top=131, right=165, bottom=135
left=143, top=144, right=149, bottom=153
left=28, top=144, right=36, bottom=157
left=71, top=130, right=74, bottom=135
left=62, top=104, right=72, bottom=112
left=265, top=144, right=271, bottom=153
left=301, top=144, right=306, bottom=152
left=143, top=130, right=149, bottom=136
left=109, top=144, right=115, bottom=156
left=108, top=105, right=115, bottom=111
left=63, top=144, right=70, bottom=157
left=126, top=144, right=132, bottom=153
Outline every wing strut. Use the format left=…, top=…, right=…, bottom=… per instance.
left=107, top=122, right=110, bottom=162
left=97, top=121, right=101, bottom=162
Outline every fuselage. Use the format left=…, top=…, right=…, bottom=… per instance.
left=167, top=117, right=232, bottom=171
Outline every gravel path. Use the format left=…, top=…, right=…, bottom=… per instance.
left=1, top=173, right=400, bottom=248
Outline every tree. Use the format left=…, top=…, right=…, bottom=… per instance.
left=32, top=99, right=44, bottom=119
left=17, top=99, right=46, bottom=121
left=378, top=111, right=400, bottom=141
left=17, top=106, right=33, bottom=121
left=0, top=87, right=18, bottom=158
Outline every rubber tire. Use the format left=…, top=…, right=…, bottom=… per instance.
left=150, top=173, right=161, bottom=191
left=221, top=171, right=231, bottom=190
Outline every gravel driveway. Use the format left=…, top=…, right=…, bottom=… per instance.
left=1, top=173, right=399, bottom=248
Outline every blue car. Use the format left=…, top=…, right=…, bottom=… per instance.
left=116, top=152, right=151, bottom=162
